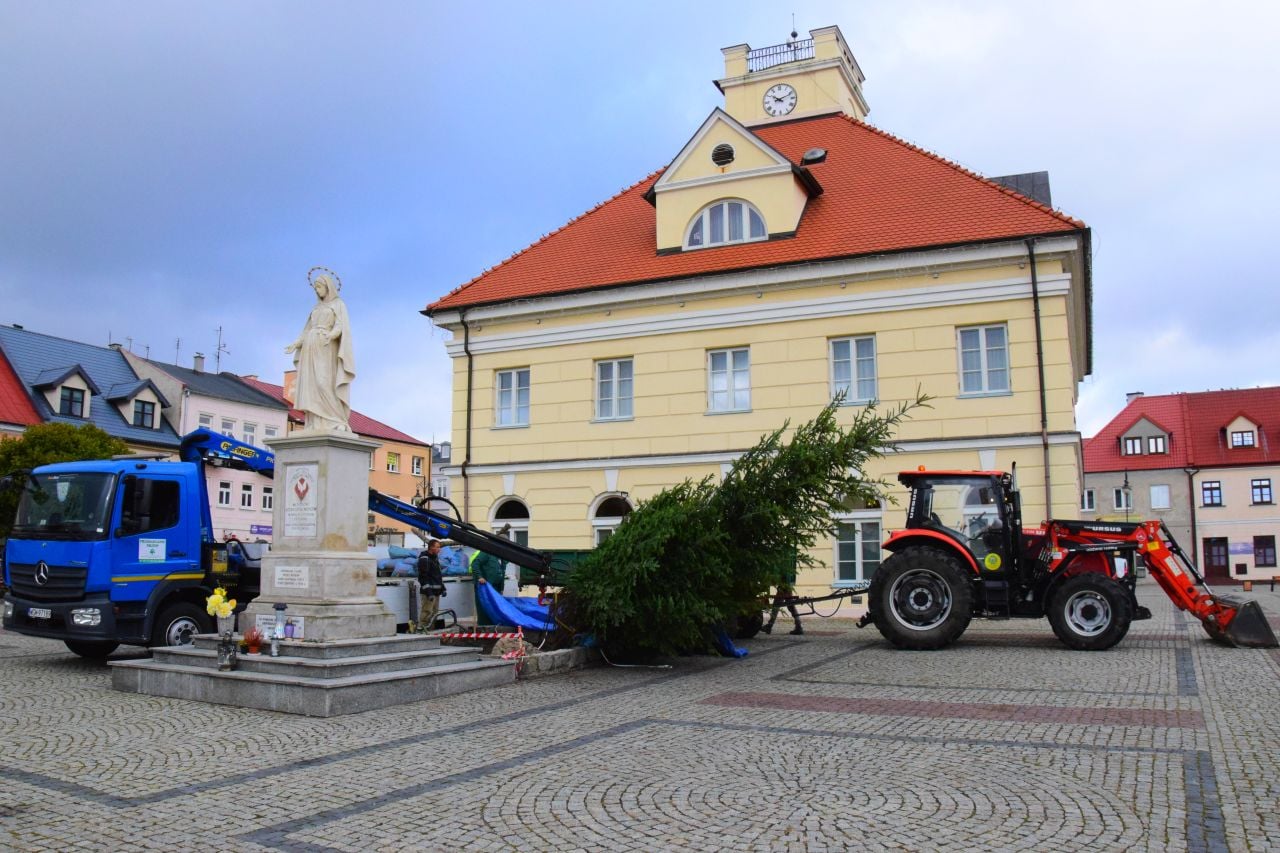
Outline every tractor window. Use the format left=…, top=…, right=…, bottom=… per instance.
left=918, top=479, right=1001, bottom=545
left=119, top=477, right=182, bottom=536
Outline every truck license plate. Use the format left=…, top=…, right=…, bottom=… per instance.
left=28, top=607, right=52, bottom=619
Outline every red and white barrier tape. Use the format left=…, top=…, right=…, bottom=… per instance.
left=438, top=631, right=523, bottom=639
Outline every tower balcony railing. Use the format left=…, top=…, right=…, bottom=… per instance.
left=747, top=38, right=815, bottom=72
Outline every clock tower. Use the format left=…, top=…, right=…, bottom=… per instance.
left=716, top=25, right=869, bottom=126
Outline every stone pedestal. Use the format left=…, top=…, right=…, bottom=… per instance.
left=240, top=429, right=396, bottom=642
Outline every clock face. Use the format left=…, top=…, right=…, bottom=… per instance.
left=763, top=83, right=797, bottom=117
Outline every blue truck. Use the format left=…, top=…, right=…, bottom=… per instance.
left=3, top=429, right=557, bottom=658
left=1, top=428, right=273, bottom=658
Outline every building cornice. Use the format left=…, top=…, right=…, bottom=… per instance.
left=430, top=235, right=1079, bottom=332
left=444, top=271, right=1071, bottom=357
left=439, top=431, right=1081, bottom=477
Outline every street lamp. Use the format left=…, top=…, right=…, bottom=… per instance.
left=1122, top=471, right=1132, bottom=523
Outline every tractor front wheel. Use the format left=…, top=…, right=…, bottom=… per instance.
left=1048, top=574, right=1133, bottom=651
left=869, top=546, right=974, bottom=650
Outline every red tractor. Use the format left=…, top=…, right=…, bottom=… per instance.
left=858, top=469, right=1279, bottom=651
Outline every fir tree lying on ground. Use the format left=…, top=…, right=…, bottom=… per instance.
left=560, top=396, right=923, bottom=660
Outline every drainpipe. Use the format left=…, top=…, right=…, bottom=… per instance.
left=460, top=310, right=474, bottom=523
left=1184, top=466, right=1199, bottom=564
left=1026, top=238, right=1052, bottom=516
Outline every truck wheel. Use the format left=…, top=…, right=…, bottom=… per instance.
left=151, top=602, right=210, bottom=648
left=64, top=640, right=120, bottom=659
left=1048, top=574, right=1132, bottom=651
left=869, top=546, right=973, bottom=650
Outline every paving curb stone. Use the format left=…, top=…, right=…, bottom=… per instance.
left=1, top=582, right=1278, bottom=850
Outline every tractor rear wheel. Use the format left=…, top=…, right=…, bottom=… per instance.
left=869, top=546, right=974, bottom=650
left=1048, top=574, right=1133, bottom=651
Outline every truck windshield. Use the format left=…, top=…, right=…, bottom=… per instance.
left=11, top=472, right=116, bottom=541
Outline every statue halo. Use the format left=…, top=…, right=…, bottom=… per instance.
left=307, top=266, right=342, bottom=293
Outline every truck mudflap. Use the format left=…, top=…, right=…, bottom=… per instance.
left=1211, top=597, right=1280, bottom=648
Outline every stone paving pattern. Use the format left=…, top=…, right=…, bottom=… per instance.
left=2, top=582, right=1279, bottom=851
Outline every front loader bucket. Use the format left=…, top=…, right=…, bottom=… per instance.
left=1221, top=599, right=1280, bottom=648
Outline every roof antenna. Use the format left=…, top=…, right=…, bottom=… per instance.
left=174, top=337, right=181, bottom=365
left=214, top=326, right=230, bottom=372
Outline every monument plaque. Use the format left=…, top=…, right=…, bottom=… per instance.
left=274, top=565, right=310, bottom=589
left=284, top=463, right=319, bottom=537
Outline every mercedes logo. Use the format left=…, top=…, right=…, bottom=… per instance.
left=34, top=561, right=50, bottom=586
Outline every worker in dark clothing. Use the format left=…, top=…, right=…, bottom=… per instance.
left=762, top=554, right=803, bottom=635
left=415, top=539, right=446, bottom=632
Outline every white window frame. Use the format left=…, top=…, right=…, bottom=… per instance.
left=1081, top=489, right=1096, bottom=512
left=830, top=336, right=876, bottom=404
left=684, top=199, right=767, bottom=250
left=262, top=486, right=274, bottom=511
left=1150, top=484, right=1171, bottom=510
left=240, top=483, right=253, bottom=509
left=495, top=368, right=531, bottom=428
left=957, top=324, right=1010, bottom=396
left=411, top=456, right=423, bottom=476
left=595, top=358, right=635, bottom=421
left=217, top=481, right=232, bottom=507
left=591, top=495, right=633, bottom=545
left=386, top=451, right=400, bottom=474
left=833, top=510, right=883, bottom=587
left=198, top=412, right=213, bottom=429
left=243, top=422, right=256, bottom=445
left=431, top=477, right=449, bottom=499
left=221, top=417, right=235, bottom=436
left=707, top=347, right=750, bottom=413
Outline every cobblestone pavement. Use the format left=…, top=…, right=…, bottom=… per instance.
left=2, top=582, right=1279, bottom=851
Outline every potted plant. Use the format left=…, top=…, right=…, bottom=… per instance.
left=243, top=625, right=264, bottom=655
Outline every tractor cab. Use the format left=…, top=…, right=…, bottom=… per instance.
left=897, top=470, right=1020, bottom=576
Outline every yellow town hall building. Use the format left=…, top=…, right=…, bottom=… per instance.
left=424, top=26, right=1093, bottom=596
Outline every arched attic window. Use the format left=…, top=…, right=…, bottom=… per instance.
left=685, top=199, right=767, bottom=249
left=591, top=494, right=633, bottom=546
left=491, top=498, right=530, bottom=548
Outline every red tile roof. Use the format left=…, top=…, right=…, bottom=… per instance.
left=1084, top=388, right=1280, bottom=472
left=428, top=113, right=1085, bottom=313
left=238, top=376, right=428, bottom=447
left=0, top=348, right=40, bottom=427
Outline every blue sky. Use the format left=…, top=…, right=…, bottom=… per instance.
left=3, top=0, right=1277, bottom=446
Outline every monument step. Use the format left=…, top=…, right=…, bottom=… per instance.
left=189, top=632, right=444, bottom=659
left=152, top=644, right=480, bottom=678
left=109, top=656, right=516, bottom=717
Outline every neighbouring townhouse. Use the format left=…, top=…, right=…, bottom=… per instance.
left=1084, top=388, right=1280, bottom=583
left=0, top=324, right=181, bottom=456
left=240, top=374, right=432, bottom=547
left=0, top=347, right=41, bottom=439
left=122, top=351, right=289, bottom=543
left=422, top=26, right=1094, bottom=595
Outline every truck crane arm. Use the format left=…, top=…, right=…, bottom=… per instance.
left=178, top=427, right=276, bottom=475
left=366, top=489, right=554, bottom=575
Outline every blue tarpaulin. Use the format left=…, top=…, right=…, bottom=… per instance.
left=475, top=581, right=555, bottom=631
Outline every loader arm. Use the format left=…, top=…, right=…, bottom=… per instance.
left=1044, top=519, right=1277, bottom=648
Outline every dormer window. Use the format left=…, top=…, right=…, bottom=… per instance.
left=133, top=400, right=155, bottom=428
left=686, top=199, right=766, bottom=249
left=1147, top=435, right=1166, bottom=454
left=1231, top=430, right=1255, bottom=448
left=1123, top=437, right=1142, bottom=455
left=60, top=387, right=85, bottom=418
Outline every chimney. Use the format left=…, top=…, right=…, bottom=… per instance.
left=108, top=343, right=122, bottom=351
left=193, top=353, right=205, bottom=373
left=1125, top=391, right=1144, bottom=404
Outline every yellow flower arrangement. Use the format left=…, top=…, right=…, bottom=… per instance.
left=205, top=586, right=237, bottom=620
